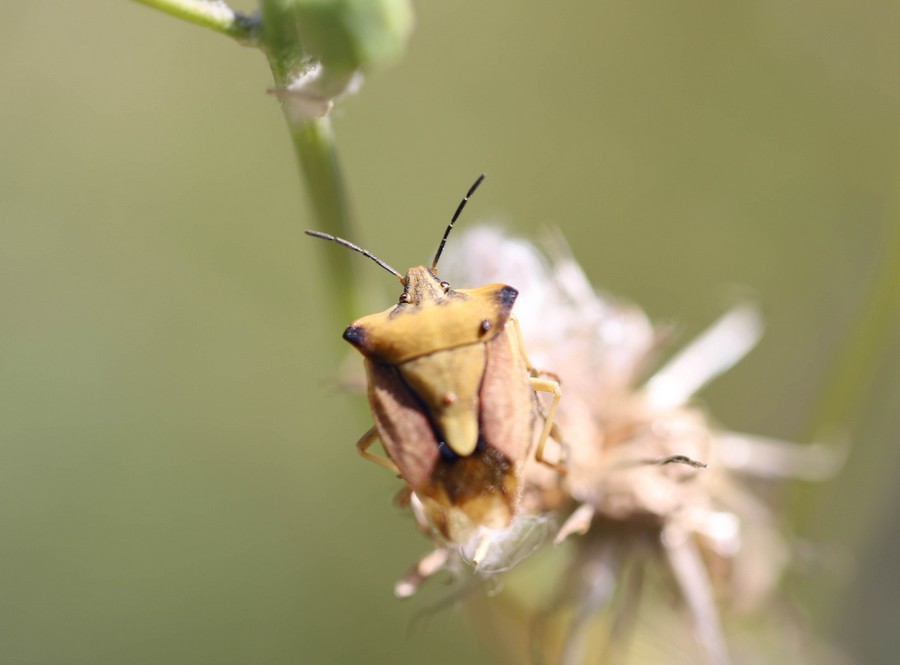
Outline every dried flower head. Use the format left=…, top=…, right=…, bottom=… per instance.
left=433, top=226, right=840, bottom=664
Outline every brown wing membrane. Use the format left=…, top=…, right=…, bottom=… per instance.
left=366, top=359, right=440, bottom=490
left=479, top=325, right=534, bottom=465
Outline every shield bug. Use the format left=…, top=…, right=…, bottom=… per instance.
left=306, top=175, right=563, bottom=555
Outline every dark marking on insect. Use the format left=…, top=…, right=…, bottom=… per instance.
left=498, top=285, right=518, bottom=311
left=343, top=325, right=366, bottom=347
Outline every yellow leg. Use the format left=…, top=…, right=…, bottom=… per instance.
left=356, top=426, right=400, bottom=474
left=507, top=316, right=566, bottom=473
left=530, top=376, right=566, bottom=473
left=508, top=316, right=537, bottom=371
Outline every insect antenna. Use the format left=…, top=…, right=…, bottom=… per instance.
left=305, top=230, right=404, bottom=283
left=431, top=173, right=487, bottom=273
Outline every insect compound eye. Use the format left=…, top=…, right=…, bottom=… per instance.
left=480, top=319, right=491, bottom=334
left=399, top=292, right=411, bottom=304
left=439, top=280, right=451, bottom=293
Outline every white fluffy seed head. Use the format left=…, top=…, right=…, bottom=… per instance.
left=442, top=226, right=828, bottom=612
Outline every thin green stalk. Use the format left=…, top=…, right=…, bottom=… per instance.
left=133, top=0, right=378, bottom=326
left=132, top=0, right=258, bottom=43
left=258, top=0, right=361, bottom=326
left=811, top=218, right=900, bottom=436
left=284, top=116, right=359, bottom=324
left=792, top=204, right=900, bottom=629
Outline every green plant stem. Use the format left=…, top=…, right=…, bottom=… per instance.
left=812, top=218, right=900, bottom=436
left=257, top=3, right=362, bottom=327
left=801, top=213, right=900, bottom=511
left=134, top=0, right=361, bottom=326
left=792, top=209, right=900, bottom=629
left=284, top=116, right=359, bottom=325
left=132, top=0, right=257, bottom=43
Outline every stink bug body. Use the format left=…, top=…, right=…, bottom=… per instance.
left=307, top=175, right=562, bottom=551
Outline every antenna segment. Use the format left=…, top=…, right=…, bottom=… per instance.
left=305, top=230, right=404, bottom=282
left=431, top=173, right=486, bottom=272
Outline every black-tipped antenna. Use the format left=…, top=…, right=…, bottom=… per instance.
left=431, top=173, right=486, bottom=272
left=305, top=230, right=404, bottom=283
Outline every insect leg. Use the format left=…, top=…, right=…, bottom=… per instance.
left=530, top=375, right=565, bottom=473
left=356, top=426, right=401, bottom=474
left=507, top=316, right=537, bottom=371
left=506, top=316, right=567, bottom=473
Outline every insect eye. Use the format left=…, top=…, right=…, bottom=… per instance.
left=440, top=280, right=451, bottom=292
left=399, top=292, right=411, bottom=304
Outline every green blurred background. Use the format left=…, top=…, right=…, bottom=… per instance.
left=2, top=1, right=899, bottom=663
